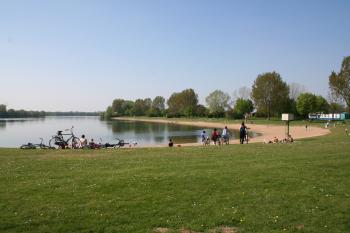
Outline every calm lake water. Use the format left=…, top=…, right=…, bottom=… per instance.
left=0, top=116, right=253, bottom=148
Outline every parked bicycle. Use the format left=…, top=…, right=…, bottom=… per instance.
left=49, top=126, right=80, bottom=149
left=20, top=138, right=54, bottom=149
left=101, top=138, right=131, bottom=149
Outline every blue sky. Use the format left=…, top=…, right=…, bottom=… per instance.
left=1, top=0, right=349, bottom=111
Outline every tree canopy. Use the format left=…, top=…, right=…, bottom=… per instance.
left=167, top=89, right=198, bottom=117
left=329, top=56, right=350, bottom=109
left=251, top=72, right=289, bottom=119
left=205, top=90, right=231, bottom=117
left=233, top=98, right=254, bottom=118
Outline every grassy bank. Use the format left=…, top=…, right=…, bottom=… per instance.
left=0, top=125, right=349, bottom=232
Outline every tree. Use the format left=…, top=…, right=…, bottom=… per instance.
left=233, top=98, right=254, bottom=118
left=296, top=93, right=317, bottom=117
left=329, top=56, right=350, bottom=109
left=111, top=99, right=135, bottom=116
left=133, top=99, right=146, bottom=116
left=103, top=106, right=113, bottom=119
left=232, top=86, right=251, bottom=101
left=195, top=104, right=208, bottom=117
left=315, top=95, right=329, bottom=113
left=205, top=90, right=231, bottom=117
left=0, top=104, right=7, bottom=118
left=251, top=72, right=289, bottom=119
left=111, top=99, right=125, bottom=115
left=150, top=96, right=165, bottom=116
left=289, top=82, right=307, bottom=100
left=167, top=89, right=198, bottom=117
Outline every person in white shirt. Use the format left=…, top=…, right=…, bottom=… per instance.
left=80, top=135, right=88, bottom=148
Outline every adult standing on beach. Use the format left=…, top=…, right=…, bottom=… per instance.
left=239, top=122, right=246, bottom=144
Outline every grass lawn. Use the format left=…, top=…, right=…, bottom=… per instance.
left=0, top=125, right=350, bottom=232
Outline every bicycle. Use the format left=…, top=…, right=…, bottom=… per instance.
left=20, top=138, right=54, bottom=149
left=101, top=138, right=130, bottom=149
left=49, top=126, right=80, bottom=149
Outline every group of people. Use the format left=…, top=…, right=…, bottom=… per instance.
left=79, top=135, right=101, bottom=149
left=198, top=123, right=250, bottom=146
left=200, top=126, right=230, bottom=146
left=264, top=134, right=294, bottom=144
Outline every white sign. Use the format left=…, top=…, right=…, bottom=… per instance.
left=282, top=113, right=294, bottom=121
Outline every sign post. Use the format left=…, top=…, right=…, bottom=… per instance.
left=282, top=113, right=294, bottom=136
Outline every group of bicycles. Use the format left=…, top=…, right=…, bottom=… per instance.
left=20, top=126, right=131, bottom=150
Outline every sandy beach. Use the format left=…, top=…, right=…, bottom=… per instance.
left=114, top=117, right=331, bottom=147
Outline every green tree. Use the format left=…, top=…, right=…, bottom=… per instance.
left=111, top=99, right=125, bottom=116
left=329, top=56, right=350, bottom=109
left=205, top=90, right=231, bottom=117
left=296, top=93, right=317, bottom=117
left=0, top=104, right=7, bottom=118
left=103, top=106, right=113, bottom=119
left=167, top=89, right=198, bottom=117
left=133, top=99, right=146, bottom=116
left=251, top=72, right=289, bottom=119
left=315, top=95, right=329, bottom=113
left=233, top=98, right=254, bottom=118
left=111, top=99, right=134, bottom=116
left=150, top=96, right=165, bottom=116
left=195, top=104, right=208, bottom=117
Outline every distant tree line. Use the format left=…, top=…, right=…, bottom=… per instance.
left=103, top=55, right=350, bottom=120
left=0, top=105, right=100, bottom=118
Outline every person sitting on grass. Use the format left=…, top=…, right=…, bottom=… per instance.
left=168, top=139, right=174, bottom=147
left=89, top=139, right=101, bottom=149
left=80, top=135, right=88, bottom=148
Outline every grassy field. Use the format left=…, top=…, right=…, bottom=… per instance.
left=0, top=124, right=350, bottom=232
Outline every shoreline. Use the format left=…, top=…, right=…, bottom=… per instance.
left=114, top=117, right=331, bottom=147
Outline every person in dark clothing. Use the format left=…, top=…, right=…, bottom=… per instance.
left=168, top=139, right=174, bottom=147
left=211, top=128, right=219, bottom=145
left=239, top=122, right=246, bottom=144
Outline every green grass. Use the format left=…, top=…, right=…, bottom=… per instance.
left=1, top=126, right=350, bottom=232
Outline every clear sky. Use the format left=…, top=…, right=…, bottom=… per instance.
left=1, top=0, right=349, bottom=111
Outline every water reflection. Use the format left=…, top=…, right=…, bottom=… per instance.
left=0, top=116, right=258, bottom=147
left=0, top=121, right=6, bottom=129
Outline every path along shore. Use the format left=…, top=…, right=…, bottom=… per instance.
left=113, top=117, right=331, bottom=147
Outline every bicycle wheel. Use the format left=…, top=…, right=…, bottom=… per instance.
left=39, top=144, right=53, bottom=149
left=71, top=137, right=81, bottom=149
left=20, top=144, right=36, bottom=149
left=49, top=137, right=63, bottom=149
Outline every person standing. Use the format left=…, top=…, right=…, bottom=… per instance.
left=211, top=128, right=219, bottom=145
left=222, top=126, right=229, bottom=144
left=239, top=122, right=246, bottom=144
left=201, top=130, right=208, bottom=145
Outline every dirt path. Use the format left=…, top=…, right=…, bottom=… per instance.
left=114, top=117, right=330, bottom=147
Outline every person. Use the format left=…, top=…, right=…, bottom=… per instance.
left=305, top=124, right=308, bottom=131
left=89, top=139, right=101, bottom=149
left=245, top=126, right=250, bottom=144
left=222, top=126, right=229, bottom=144
left=201, top=130, right=208, bottom=145
left=211, top=128, right=219, bottom=145
left=80, top=134, right=88, bottom=148
left=273, top=136, right=279, bottom=143
left=168, top=139, right=174, bottom=147
left=346, top=128, right=348, bottom=135
left=239, top=122, right=246, bottom=144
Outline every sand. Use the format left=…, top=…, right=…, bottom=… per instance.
left=114, top=117, right=330, bottom=147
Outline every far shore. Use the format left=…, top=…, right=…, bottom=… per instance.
left=113, top=117, right=331, bottom=147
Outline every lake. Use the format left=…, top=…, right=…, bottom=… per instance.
left=0, top=116, right=253, bottom=148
